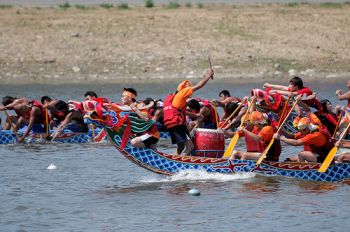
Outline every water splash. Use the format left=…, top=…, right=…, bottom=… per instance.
left=47, top=163, right=57, bottom=170
left=140, top=169, right=255, bottom=183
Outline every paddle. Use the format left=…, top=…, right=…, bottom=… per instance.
left=332, top=107, right=344, bottom=138
left=318, top=118, right=350, bottom=173
left=218, top=98, right=248, bottom=129
left=213, top=103, right=219, bottom=128
left=222, top=97, right=255, bottom=158
left=45, top=108, right=49, bottom=138
left=256, top=94, right=298, bottom=165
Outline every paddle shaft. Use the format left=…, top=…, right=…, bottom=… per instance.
left=213, top=103, right=219, bottom=128
left=276, top=94, right=293, bottom=127
left=318, top=121, right=350, bottom=172
left=218, top=98, right=248, bottom=129
left=332, top=109, right=344, bottom=138
left=45, top=109, right=49, bottom=137
left=276, top=98, right=300, bottom=134
left=222, top=98, right=255, bottom=158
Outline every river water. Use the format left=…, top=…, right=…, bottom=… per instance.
left=1, top=79, right=350, bottom=231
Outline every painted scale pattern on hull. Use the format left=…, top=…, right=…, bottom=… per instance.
left=108, top=129, right=350, bottom=183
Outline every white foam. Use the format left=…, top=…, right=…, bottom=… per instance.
left=140, top=169, right=255, bottom=183
left=47, top=163, right=57, bottom=170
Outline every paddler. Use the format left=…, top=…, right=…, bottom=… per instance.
left=0, top=96, right=46, bottom=143
left=264, top=76, right=323, bottom=112
left=229, top=110, right=280, bottom=161
left=335, top=79, right=350, bottom=112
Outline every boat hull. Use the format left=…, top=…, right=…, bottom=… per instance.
left=0, top=129, right=170, bottom=145
left=106, top=128, right=350, bottom=183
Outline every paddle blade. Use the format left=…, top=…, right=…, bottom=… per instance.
left=223, top=133, right=239, bottom=158
left=256, top=138, right=274, bottom=165
left=318, top=146, right=338, bottom=173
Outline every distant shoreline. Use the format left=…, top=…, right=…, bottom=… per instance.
left=0, top=0, right=348, bottom=6
left=0, top=3, right=349, bottom=84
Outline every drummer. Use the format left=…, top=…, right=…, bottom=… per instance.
left=229, top=110, right=280, bottom=161
left=163, top=67, right=214, bottom=156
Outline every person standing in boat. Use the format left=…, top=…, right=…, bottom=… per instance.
left=229, top=110, right=280, bottom=161
left=163, top=68, right=214, bottom=155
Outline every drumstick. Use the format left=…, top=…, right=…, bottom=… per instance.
left=208, top=56, right=213, bottom=79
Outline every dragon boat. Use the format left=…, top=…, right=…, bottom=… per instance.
left=0, top=129, right=170, bottom=145
left=84, top=101, right=350, bottom=183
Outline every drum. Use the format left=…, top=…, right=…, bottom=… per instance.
left=192, top=128, right=225, bottom=158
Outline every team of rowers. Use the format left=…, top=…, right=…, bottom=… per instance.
left=1, top=67, right=350, bottom=164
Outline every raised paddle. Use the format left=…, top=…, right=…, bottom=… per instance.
left=318, top=119, right=350, bottom=173
left=256, top=94, right=299, bottom=165
left=222, top=97, right=255, bottom=158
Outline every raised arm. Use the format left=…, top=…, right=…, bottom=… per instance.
left=263, top=83, right=289, bottom=91
left=192, top=68, right=214, bottom=92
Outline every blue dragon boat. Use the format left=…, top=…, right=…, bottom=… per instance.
left=83, top=101, right=350, bottom=183
left=0, top=129, right=170, bottom=145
